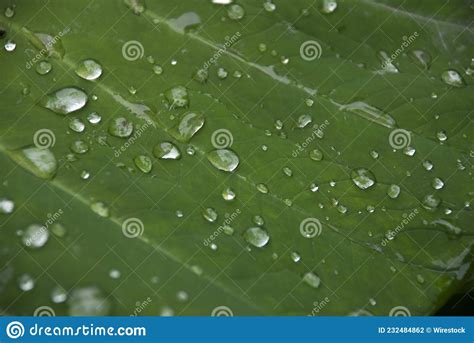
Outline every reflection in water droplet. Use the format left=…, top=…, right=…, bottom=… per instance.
left=75, top=59, right=103, bottom=80
left=351, top=168, right=376, bottom=190
left=207, top=149, right=239, bottom=172
left=153, top=142, right=181, bottom=160
left=41, top=87, right=88, bottom=115
left=243, top=227, right=270, bottom=248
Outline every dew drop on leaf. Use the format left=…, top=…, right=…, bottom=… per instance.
left=165, top=86, right=189, bottom=108
left=310, top=149, right=323, bottom=161
left=75, top=59, right=103, bottom=81
left=18, top=273, right=35, bottom=292
left=222, top=187, right=236, bottom=201
left=41, top=87, right=88, bottom=115
left=243, top=227, right=270, bottom=248
left=35, top=60, right=52, bottom=75
left=351, top=168, right=376, bottom=190
left=69, top=118, right=85, bottom=133
left=108, top=117, right=134, bottom=138
left=227, top=4, right=245, bottom=20
left=0, top=198, right=15, bottom=214
left=134, top=155, right=153, bottom=173
left=441, top=70, right=465, bottom=87
left=22, top=224, right=48, bottom=248
left=70, top=140, right=89, bottom=154
left=202, top=207, right=218, bottom=223
left=68, top=286, right=111, bottom=316
left=302, top=271, right=321, bottom=288
left=432, top=177, right=444, bottom=190
left=207, top=149, right=239, bottom=172
left=153, top=142, right=181, bottom=160
left=172, top=112, right=205, bottom=142
left=387, top=184, right=400, bottom=199
left=91, top=201, right=110, bottom=217
left=10, top=147, right=57, bottom=179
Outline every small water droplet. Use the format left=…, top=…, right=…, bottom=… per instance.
left=253, top=215, right=265, bottom=226
left=370, top=150, right=379, bottom=159
left=134, top=155, right=153, bottom=173
left=91, top=202, right=110, bottom=217
left=193, top=68, right=208, bottom=83
left=153, top=64, right=163, bottom=75
left=203, top=208, right=218, bottom=223
left=310, top=183, right=319, bottom=192
left=165, top=86, right=189, bottom=108
left=310, top=149, right=323, bottom=161
left=243, top=227, right=270, bottom=248
left=22, top=224, right=48, bottom=248
left=422, top=160, right=433, bottom=171
left=283, top=166, right=293, bottom=176
left=4, top=40, right=16, bottom=52
left=227, top=4, right=245, bottom=20
left=87, top=112, right=101, bottom=124
left=256, top=183, right=269, bottom=194
left=222, top=187, right=236, bottom=201
left=441, top=70, right=465, bottom=87
left=153, top=142, right=181, bottom=160
left=70, top=140, right=89, bottom=154
left=4, top=6, right=15, bottom=18
left=297, top=114, right=312, bottom=128
left=351, top=168, right=376, bottom=190
left=51, top=285, right=67, bottom=303
left=436, top=130, right=447, bottom=142
left=18, top=273, right=35, bottom=292
left=403, top=146, right=416, bottom=156
left=75, top=59, right=102, bottom=80
left=35, top=60, right=52, bottom=75
left=109, top=117, right=134, bottom=138
left=263, top=0, right=276, bottom=12
left=422, top=194, right=441, bottom=210
left=0, top=198, right=15, bottom=214
left=80, top=170, right=90, bottom=180
left=172, top=112, right=204, bottom=142
left=217, top=67, right=228, bottom=79
left=302, top=271, right=321, bottom=288
left=432, top=177, right=444, bottom=190
left=109, top=269, right=121, bottom=279
left=291, top=251, right=301, bottom=263
left=68, top=286, right=111, bottom=316
left=410, top=50, right=431, bottom=69
left=387, top=184, right=400, bottom=199
left=69, top=118, right=85, bottom=133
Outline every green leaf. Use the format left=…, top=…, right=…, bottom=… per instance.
left=0, top=0, right=472, bottom=316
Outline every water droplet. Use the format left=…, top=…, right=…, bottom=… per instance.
left=35, top=60, right=52, bottom=75
left=441, top=70, right=465, bottom=87
left=370, top=150, right=379, bottom=159
left=422, top=160, right=433, bottom=171
left=297, top=114, right=312, bottom=128
left=416, top=274, right=425, bottom=284
left=243, top=227, right=270, bottom=248
left=165, top=86, right=189, bottom=108
left=432, top=177, right=444, bottom=190
left=210, top=243, right=218, bottom=251
left=68, top=286, right=111, bottom=316
left=51, top=285, right=67, bottom=303
left=172, top=112, right=204, bottom=142
left=109, top=269, right=121, bottom=279
left=403, top=146, right=416, bottom=156
left=258, top=43, right=267, bottom=53
left=207, top=149, right=239, bottom=172
left=253, top=215, right=265, bottom=226
left=18, top=274, right=35, bottom=292
left=351, top=168, right=376, bottom=190
left=223, top=225, right=234, bottom=235
left=70, top=140, right=89, bottom=154
left=153, top=64, right=163, bottom=75
left=436, top=130, right=447, bottom=142
left=22, top=224, right=48, bottom=248
left=0, top=198, right=15, bottom=214
left=217, top=67, right=228, bottom=79
left=69, top=118, right=85, bottom=133
left=4, top=6, right=15, bottom=18
left=177, top=291, right=188, bottom=302
left=4, top=40, right=16, bottom=52
left=203, top=207, right=218, bottom=223
left=87, top=112, right=101, bottom=124
left=302, top=271, right=321, bottom=288
left=134, top=155, right=153, bottom=173
left=263, top=1, right=276, bottom=12
left=159, top=306, right=174, bottom=316
left=422, top=194, right=441, bottom=210
left=274, top=119, right=283, bottom=130
left=222, top=187, right=236, bottom=201
left=283, top=166, right=293, bottom=176
left=227, top=4, right=245, bottom=20
left=256, top=183, right=269, bottom=194
left=10, top=147, right=57, bottom=179
left=410, top=50, right=431, bottom=69
left=378, top=51, right=399, bottom=73
left=193, top=68, right=208, bottom=83
left=124, top=0, right=146, bottom=14
left=80, top=170, right=90, bottom=180
left=310, top=183, right=319, bottom=192
left=369, top=298, right=377, bottom=306
left=41, top=87, right=88, bottom=115
left=291, top=251, right=301, bottom=263
left=91, top=201, right=110, bottom=217
left=338, top=101, right=396, bottom=128
left=75, top=59, right=103, bottom=81
left=108, top=117, right=134, bottom=138
left=153, top=142, right=181, bottom=160
left=387, top=184, right=400, bottom=199
left=310, top=149, right=323, bottom=161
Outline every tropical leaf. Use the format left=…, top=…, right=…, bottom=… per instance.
left=0, top=0, right=472, bottom=316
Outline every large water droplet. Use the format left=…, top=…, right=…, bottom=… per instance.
left=170, top=12, right=201, bottom=33
left=41, top=87, right=88, bottom=115
left=351, top=168, right=376, bottom=189
left=153, top=142, right=181, bottom=160
left=432, top=177, right=444, bottom=190
left=75, top=59, right=103, bottom=80
left=207, top=149, right=239, bottom=172
left=227, top=4, right=245, bottom=20
left=203, top=207, right=218, bottom=223
left=68, top=286, right=111, bottom=316
left=109, top=117, right=134, bottom=138
left=243, top=227, right=270, bottom=248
